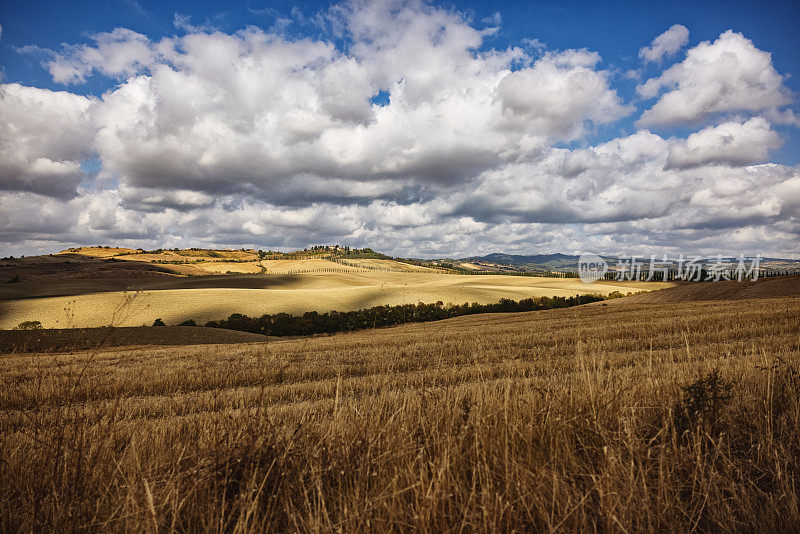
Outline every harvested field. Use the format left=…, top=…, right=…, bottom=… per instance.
left=458, top=261, right=497, bottom=271
left=0, top=272, right=673, bottom=328
left=0, top=326, right=269, bottom=353
left=1, top=289, right=798, bottom=531
left=116, top=252, right=260, bottom=264
left=0, top=254, right=208, bottom=284
left=190, top=261, right=265, bottom=274
left=258, top=258, right=433, bottom=273
left=335, top=258, right=436, bottom=272
left=172, top=249, right=260, bottom=261
left=57, top=247, right=138, bottom=258
left=614, top=274, right=800, bottom=302
left=259, top=259, right=366, bottom=273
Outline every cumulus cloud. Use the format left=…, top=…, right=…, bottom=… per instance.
left=639, top=24, right=689, bottom=63
left=44, top=28, right=155, bottom=84
left=495, top=49, right=630, bottom=139
left=1, top=1, right=799, bottom=258
left=5, top=147, right=798, bottom=258
left=0, top=84, right=94, bottom=197
left=74, top=2, right=625, bottom=203
left=444, top=128, right=798, bottom=253
left=638, top=30, right=793, bottom=126
left=666, top=117, right=781, bottom=170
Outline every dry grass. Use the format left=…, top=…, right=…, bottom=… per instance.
left=0, top=272, right=672, bottom=328
left=616, top=274, right=800, bottom=302
left=1, top=292, right=799, bottom=531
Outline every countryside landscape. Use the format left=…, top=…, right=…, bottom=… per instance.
left=2, top=245, right=800, bottom=531
left=0, top=245, right=676, bottom=331
left=2, top=0, right=800, bottom=531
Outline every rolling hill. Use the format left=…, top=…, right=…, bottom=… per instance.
left=0, top=270, right=673, bottom=329
left=2, top=276, right=798, bottom=530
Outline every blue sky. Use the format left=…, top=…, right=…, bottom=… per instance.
left=1, top=0, right=799, bottom=256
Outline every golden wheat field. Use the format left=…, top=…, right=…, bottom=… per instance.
left=1, top=279, right=799, bottom=531
left=0, top=271, right=673, bottom=329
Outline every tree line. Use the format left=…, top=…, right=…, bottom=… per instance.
left=201, top=293, right=614, bottom=337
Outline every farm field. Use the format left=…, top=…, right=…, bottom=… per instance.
left=258, top=258, right=433, bottom=273
left=1, top=280, right=798, bottom=530
left=60, top=247, right=261, bottom=262
left=0, top=271, right=673, bottom=328
left=0, top=325, right=270, bottom=353
left=0, top=248, right=442, bottom=288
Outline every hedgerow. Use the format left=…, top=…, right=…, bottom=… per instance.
left=203, top=293, right=608, bottom=336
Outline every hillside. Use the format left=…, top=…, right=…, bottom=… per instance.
left=0, top=246, right=438, bottom=287
left=0, top=271, right=673, bottom=329
left=615, top=275, right=800, bottom=303
left=4, top=247, right=797, bottom=286
left=2, top=289, right=798, bottom=530
left=0, top=326, right=270, bottom=353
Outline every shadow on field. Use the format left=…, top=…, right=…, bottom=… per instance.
left=0, top=272, right=307, bottom=301
left=0, top=326, right=271, bottom=353
left=616, top=275, right=800, bottom=303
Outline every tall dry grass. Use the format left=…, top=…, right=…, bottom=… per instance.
left=1, top=297, right=799, bottom=532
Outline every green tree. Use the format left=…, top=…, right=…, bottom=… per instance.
left=13, top=321, right=42, bottom=330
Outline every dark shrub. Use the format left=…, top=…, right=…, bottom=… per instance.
left=207, top=294, right=606, bottom=337
left=13, top=320, right=42, bottom=330
left=679, top=370, right=734, bottom=432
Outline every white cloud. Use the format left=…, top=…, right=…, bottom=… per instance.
left=118, top=184, right=216, bottom=211
left=46, top=28, right=155, bottom=84
left=173, top=14, right=211, bottom=33
left=4, top=145, right=798, bottom=258
left=1, top=3, right=798, bottom=258
left=495, top=49, right=630, bottom=139
left=75, top=3, right=625, bottom=203
left=639, top=24, right=689, bottom=63
left=481, top=12, right=502, bottom=27
left=0, top=84, right=94, bottom=197
left=444, top=128, right=797, bottom=247
left=666, top=117, right=781, bottom=169
left=638, top=30, right=793, bottom=126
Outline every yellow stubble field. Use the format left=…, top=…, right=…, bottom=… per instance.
left=0, top=270, right=673, bottom=328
